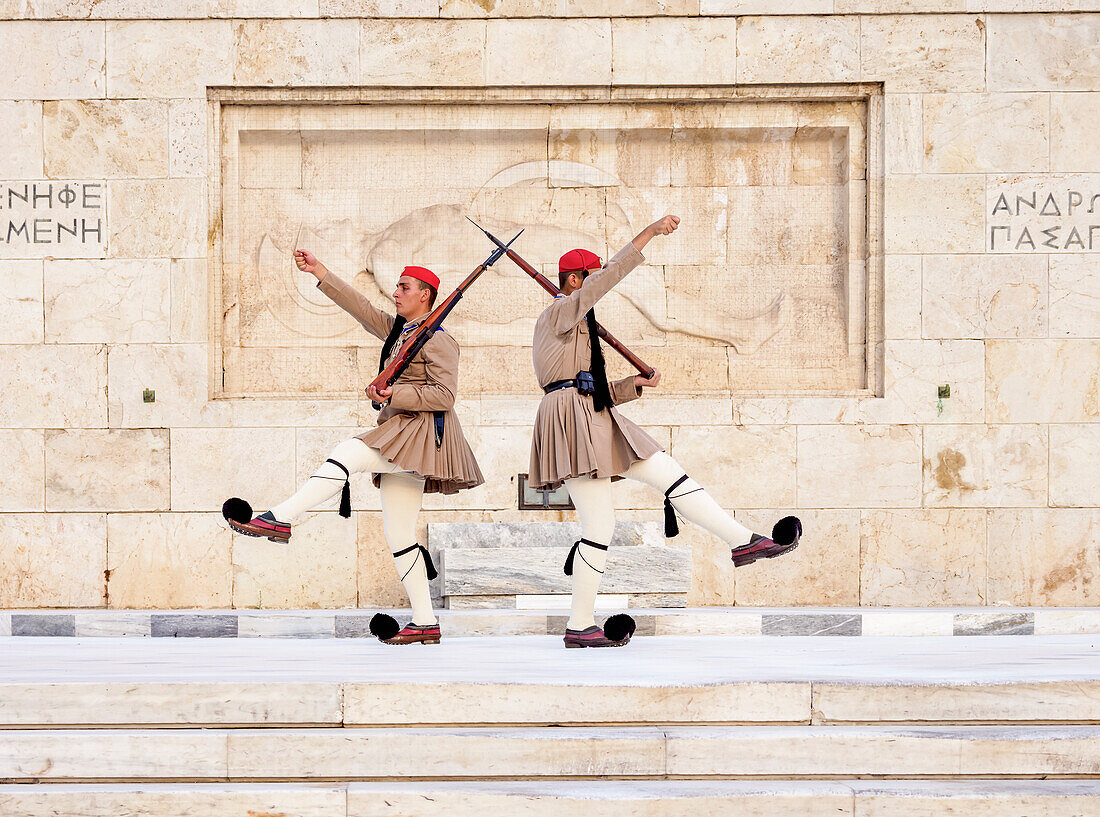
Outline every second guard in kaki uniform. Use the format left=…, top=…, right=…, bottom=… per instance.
left=525, top=215, right=802, bottom=648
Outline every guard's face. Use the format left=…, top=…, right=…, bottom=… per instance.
left=393, top=275, right=429, bottom=318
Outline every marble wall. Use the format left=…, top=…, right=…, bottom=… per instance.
left=0, top=4, right=1097, bottom=610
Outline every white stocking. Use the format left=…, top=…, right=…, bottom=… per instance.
left=624, top=452, right=754, bottom=546
left=269, top=438, right=402, bottom=523
left=562, top=476, right=615, bottom=631
left=379, top=473, right=434, bottom=626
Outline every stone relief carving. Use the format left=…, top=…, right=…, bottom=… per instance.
left=218, top=99, right=870, bottom=396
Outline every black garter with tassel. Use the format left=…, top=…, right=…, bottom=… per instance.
left=393, top=543, right=438, bottom=581
left=324, top=458, right=352, bottom=518
left=662, top=474, right=690, bottom=538
left=564, top=538, right=608, bottom=576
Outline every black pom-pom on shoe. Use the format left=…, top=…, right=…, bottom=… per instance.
left=222, top=497, right=253, bottom=524
left=603, top=613, right=637, bottom=643
left=772, top=516, right=802, bottom=547
left=368, top=613, right=400, bottom=641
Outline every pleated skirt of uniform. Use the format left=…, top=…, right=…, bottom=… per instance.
left=528, top=387, right=663, bottom=491
left=358, top=409, right=484, bottom=495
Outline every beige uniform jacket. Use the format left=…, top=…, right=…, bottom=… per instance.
left=528, top=242, right=663, bottom=490
left=318, top=271, right=483, bottom=495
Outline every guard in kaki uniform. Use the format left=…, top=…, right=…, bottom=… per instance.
left=528, top=215, right=802, bottom=648
left=224, top=253, right=483, bottom=646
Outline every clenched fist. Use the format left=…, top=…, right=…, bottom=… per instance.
left=631, top=215, right=681, bottom=253
left=648, top=215, right=680, bottom=236
left=634, top=368, right=662, bottom=390
left=294, top=249, right=329, bottom=281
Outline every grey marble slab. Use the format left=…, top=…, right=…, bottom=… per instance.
left=335, top=615, right=375, bottom=638
left=429, top=521, right=661, bottom=549
left=238, top=614, right=335, bottom=639
left=954, top=612, right=1035, bottom=636
left=75, top=612, right=152, bottom=637
left=150, top=614, right=238, bottom=638
left=11, top=614, right=75, bottom=637
left=444, top=596, right=517, bottom=609
left=440, top=545, right=691, bottom=596
left=762, top=614, right=862, bottom=637
left=629, top=593, right=687, bottom=608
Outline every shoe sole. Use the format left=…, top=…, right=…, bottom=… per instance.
left=732, top=540, right=799, bottom=568
left=382, top=638, right=441, bottom=646
left=563, top=639, right=630, bottom=649
left=227, top=518, right=289, bottom=544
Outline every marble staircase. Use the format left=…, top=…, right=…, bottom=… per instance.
left=1, top=634, right=1098, bottom=815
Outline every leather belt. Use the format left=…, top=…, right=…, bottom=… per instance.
left=543, top=371, right=596, bottom=395
left=543, top=379, right=577, bottom=394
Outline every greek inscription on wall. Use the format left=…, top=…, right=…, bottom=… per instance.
left=988, top=175, right=1100, bottom=253
left=0, top=181, right=106, bottom=259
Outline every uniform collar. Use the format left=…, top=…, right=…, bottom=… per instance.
left=402, top=314, right=430, bottom=332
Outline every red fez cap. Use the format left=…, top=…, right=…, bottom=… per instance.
left=401, top=265, right=439, bottom=290
left=558, top=248, right=602, bottom=274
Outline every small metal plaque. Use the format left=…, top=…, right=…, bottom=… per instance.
left=517, top=473, right=574, bottom=510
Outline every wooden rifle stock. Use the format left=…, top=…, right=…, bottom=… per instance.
left=467, top=219, right=656, bottom=378
left=368, top=230, right=522, bottom=399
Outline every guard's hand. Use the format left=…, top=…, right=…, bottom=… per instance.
left=634, top=369, right=662, bottom=389
left=649, top=215, right=680, bottom=236
left=366, top=384, right=393, bottom=404
left=294, top=249, right=326, bottom=280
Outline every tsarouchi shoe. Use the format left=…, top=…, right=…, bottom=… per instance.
left=564, top=625, right=632, bottom=649
left=227, top=515, right=290, bottom=544
left=382, top=622, right=441, bottom=646
left=731, top=516, right=802, bottom=567
left=222, top=498, right=290, bottom=544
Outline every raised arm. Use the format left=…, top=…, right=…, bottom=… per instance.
left=294, top=249, right=394, bottom=341
left=387, top=331, right=458, bottom=412
left=549, top=215, right=680, bottom=334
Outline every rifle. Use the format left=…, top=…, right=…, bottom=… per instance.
left=368, top=229, right=523, bottom=403
left=466, top=217, right=656, bottom=379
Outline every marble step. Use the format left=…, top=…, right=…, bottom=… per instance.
left=2, top=781, right=1098, bottom=817
left=5, top=607, right=1100, bottom=638
left=2, top=726, right=1100, bottom=781
left=6, top=678, right=1100, bottom=728
left=2, top=781, right=1099, bottom=817
left=3, top=635, right=1100, bottom=727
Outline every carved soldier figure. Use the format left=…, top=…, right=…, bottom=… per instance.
left=529, top=215, right=802, bottom=648
left=224, top=252, right=483, bottom=646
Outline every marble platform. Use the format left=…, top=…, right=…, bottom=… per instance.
left=2, top=634, right=1097, bottom=814
left=1, top=635, right=1098, bottom=713
left=2, top=782, right=1098, bottom=817
left=3, top=606, right=1100, bottom=639
left=2, top=725, right=1100, bottom=780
